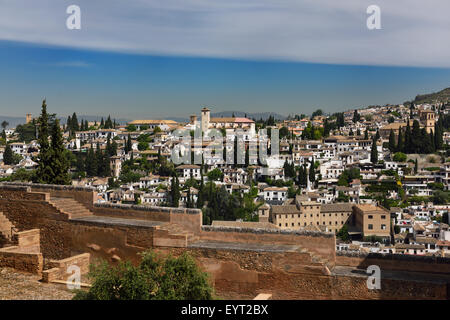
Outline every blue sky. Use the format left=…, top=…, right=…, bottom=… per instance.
left=0, top=1, right=449, bottom=119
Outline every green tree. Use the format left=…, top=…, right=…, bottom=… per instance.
left=352, top=110, right=360, bottom=123
left=207, top=168, right=223, bottom=181
left=370, top=136, right=378, bottom=164
left=388, top=129, right=396, bottom=152
left=71, top=112, right=79, bottom=132
left=126, top=124, right=137, bottom=132
left=73, top=250, right=214, bottom=300
left=1, top=121, right=9, bottom=130
left=396, top=127, right=404, bottom=153
left=393, top=152, right=407, bottom=162
left=3, top=144, right=14, bottom=165
left=49, top=119, right=71, bottom=185
left=85, top=147, right=98, bottom=177
left=171, top=174, right=180, bottom=207
left=35, top=100, right=54, bottom=184
left=443, top=212, right=449, bottom=224
left=308, top=159, right=315, bottom=183
left=336, top=224, right=350, bottom=241
left=126, top=134, right=133, bottom=154
left=279, top=126, right=289, bottom=139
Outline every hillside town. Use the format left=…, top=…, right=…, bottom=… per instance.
left=1, top=96, right=450, bottom=258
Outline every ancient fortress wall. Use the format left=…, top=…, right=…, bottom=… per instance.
left=200, top=226, right=336, bottom=266
left=0, top=183, right=448, bottom=300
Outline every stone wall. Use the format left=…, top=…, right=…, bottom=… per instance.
left=155, top=246, right=448, bottom=300
left=42, top=253, right=90, bottom=283
left=93, top=203, right=202, bottom=234
left=200, top=226, right=336, bottom=266
left=336, top=251, right=450, bottom=274
left=0, top=183, right=448, bottom=300
left=0, top=249, right=43, bottom=274
left=93, top=203, right=171, bottom=222
left=0, top=229, right=43, bottom=274
left=1, top=182, right=97, bottom=210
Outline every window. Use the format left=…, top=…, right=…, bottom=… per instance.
left=381, top=215, right=386, bottom=219
left=368, top=215, right=373, bottom=219
left=368, top=224, right=373, bottom=230
left=381, top=224, right=386, bottom=230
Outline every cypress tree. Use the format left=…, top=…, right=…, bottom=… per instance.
left=309, top=159, right=315, bottom=183
left=370, top=136, right=378, bottom=164
left=71, top=112, right=79, bottom=131
left=297, top=165, right=304, bottom=186
left=3, top=144, right=14, bottom=165
left=388, top=129, right=396, bottom=152
left=126, top=134, right=132, bottom=154
left=186, top=187, right=192, bottom=208
left=302, top=163, right=308, bottom=186
left=429, top=130, right=435, bottom=152
left=50, top=119, right=71, bottom=185
left=397, top=127, right=404, bottom=153
left=411, top=120, right=421, bottom=153
left=405, top=120, right=412, bottom=153
left=353, top=110, right=360, bottom=123
left=67, top=115, right=72, bottom=133
left=36, top=99, right=54, bottom=183
left=171, top=174, right=180, bottom=207
left=85, top=146, right=97, bottom=177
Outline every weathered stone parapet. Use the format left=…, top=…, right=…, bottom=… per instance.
left=336, top=250, right=450, bottom=274
left=337, top=250, right=450, bottom=264
left=94, top=202, right=201, bottom=215
left=0, top=184, right=31, bottom=192
left=201, top=225, right=334, bottom=238
left=1, top=182, right=96, bottom=192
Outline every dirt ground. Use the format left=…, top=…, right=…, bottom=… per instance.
left=0, top=268, right=75, bottom=300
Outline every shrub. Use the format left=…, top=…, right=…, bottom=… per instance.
left=73, top=250, right=214, bottom=300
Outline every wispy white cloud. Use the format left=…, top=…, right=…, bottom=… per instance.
left=36, top=61, right=92, bottom=67
left=0, top=0, right=449, bottom=67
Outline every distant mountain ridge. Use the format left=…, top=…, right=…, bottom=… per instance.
left=0, top=115, right=131, bottom=129
left=210, top=111, right=286, bottom=121
left=413, top=87, right=450, bottom=104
